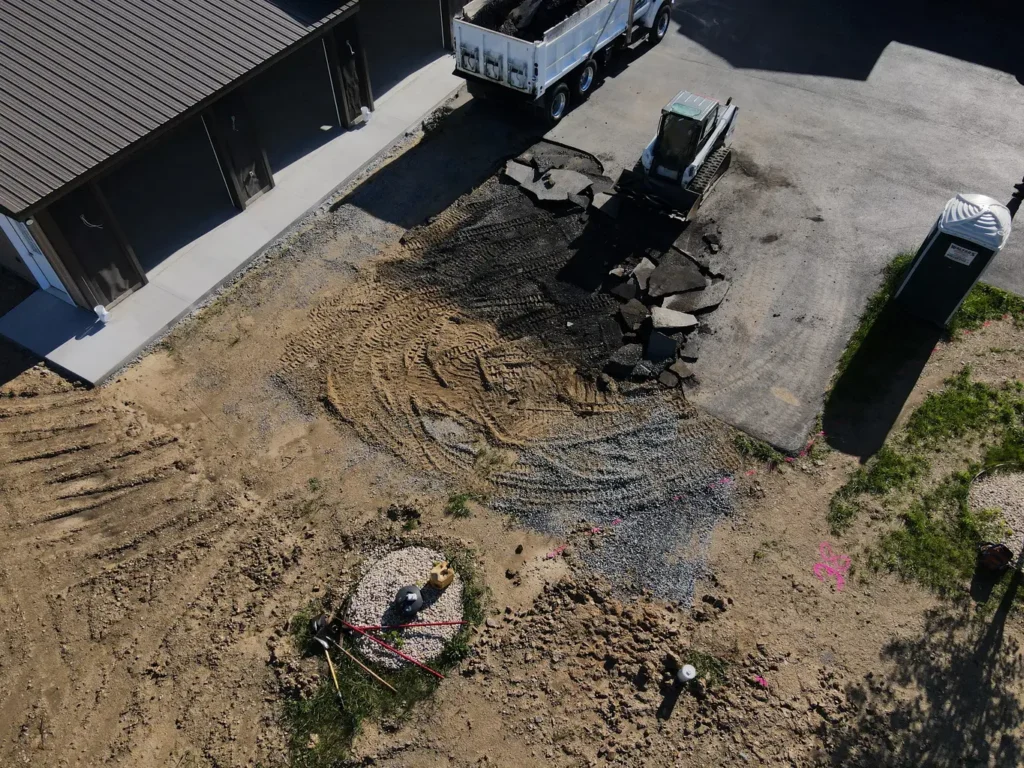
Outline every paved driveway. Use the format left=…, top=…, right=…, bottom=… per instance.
left=550, top=0, right=1024, bottom=452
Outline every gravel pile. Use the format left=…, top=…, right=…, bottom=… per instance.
left=491, top=405, right=734, bottom=603
left=346, top=547, right=463, bottom=669
left=970, top=472, right=1024, bottom=552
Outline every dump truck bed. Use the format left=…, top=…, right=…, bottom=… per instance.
left=454, top=0, right=632, bottom=99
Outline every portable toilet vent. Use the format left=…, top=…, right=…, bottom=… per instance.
left=894, top=193, right=1012, bottom=327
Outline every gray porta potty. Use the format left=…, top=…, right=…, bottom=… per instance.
left=894, top=194, right=1013, bottom=327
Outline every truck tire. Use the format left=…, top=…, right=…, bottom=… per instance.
left=649, top=5, right=670, bottom=44
left=573, top=61, right=598, bottom=100
left=545, top=82, right=571, bottom=126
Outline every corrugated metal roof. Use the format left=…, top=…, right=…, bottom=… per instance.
left=0, top=0, right=357, bottom=217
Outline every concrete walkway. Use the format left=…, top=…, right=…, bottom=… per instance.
left=0, top=54, right=462, bottom=385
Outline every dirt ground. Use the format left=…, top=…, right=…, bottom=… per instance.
left=2, top=120, right=1023, bottom=767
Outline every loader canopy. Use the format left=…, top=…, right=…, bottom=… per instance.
left=650, top=91, right=718, bottom=181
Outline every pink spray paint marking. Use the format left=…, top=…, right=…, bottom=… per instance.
left=813, top=542, right=850, bottom=592
left=753, top=675, right=768, bottom=688
left=545, top=544, right=568, bottom=560
left=611, top=518, right=622, bottom=526
left=590, top=526, right=602, bottom=534
left=745, top=469, right=757, bottom=476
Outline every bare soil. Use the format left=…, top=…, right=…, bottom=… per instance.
left=2, top=124, right=1023, bottom=767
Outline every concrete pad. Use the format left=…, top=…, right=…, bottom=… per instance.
left=0, top=286, right=185, bottom=383
left=0, top=56, right=463, bottom=385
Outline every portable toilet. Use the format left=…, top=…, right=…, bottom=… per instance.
left=893, top=194, right=1012, bottom=327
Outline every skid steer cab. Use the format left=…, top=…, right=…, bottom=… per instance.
left=624, top=90, right=738, bottom=217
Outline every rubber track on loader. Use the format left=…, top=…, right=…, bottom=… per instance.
left=688, top=146, right=731, bottom=196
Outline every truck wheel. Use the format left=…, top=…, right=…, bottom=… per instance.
left=573, top=61, right=597, bottom=100
left=649, top=5, right=670, bottom=44
left=545, top=83, right=571, bottom=125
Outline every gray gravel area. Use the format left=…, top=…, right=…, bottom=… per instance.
left=970, top=472, right=1024, bottom=554
left=346, top=547, right=463, bottom=670
left=491, top=405, right=734, bottom=604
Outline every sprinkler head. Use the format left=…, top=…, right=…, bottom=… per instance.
left=677, top=664, right=697, bottom=684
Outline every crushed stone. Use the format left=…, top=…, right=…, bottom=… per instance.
left=970, top=472, right=1024, bottom=553
left=491, top=405, right=734, bottom=603
left=346, top=547, right=464, bottom=669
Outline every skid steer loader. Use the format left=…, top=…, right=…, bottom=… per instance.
left=618, top=90, right=738, bottom=218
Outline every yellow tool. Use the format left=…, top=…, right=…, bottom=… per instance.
left=428, top=561, right=455, bottom=589
left=324, top=648, right=342, bottom=702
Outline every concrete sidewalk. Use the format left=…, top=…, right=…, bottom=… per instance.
left=0, top=54, right=462, bottom=385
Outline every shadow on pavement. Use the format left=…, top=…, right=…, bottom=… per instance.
left=822, top=306, right=942, bottom=461
left=827, top=557, right=1024, bottom=766
left=673, top=0, right=1023, bottom=83
left=335, top=98, right=542, bottom=229
left=0, top=337, right=40, bottom=389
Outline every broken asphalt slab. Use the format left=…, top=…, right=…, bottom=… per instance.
left=663, top=281, right=731, bottom=313
left=631, top=257, right=657, bottom=291
left=647, top=261, right=706, bottom=298
left=651, top=307, right=699, bottom=330
left=619, top=299, right=649, bottom=331
left=504, top=161, right=593, bottom=203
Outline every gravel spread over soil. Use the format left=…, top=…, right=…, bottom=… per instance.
left=346, top=547, right=464, bottom=669
left=970, top=471, right=1024, bottom=552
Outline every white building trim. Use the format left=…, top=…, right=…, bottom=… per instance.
left=0, top=214, right=75, bottom=305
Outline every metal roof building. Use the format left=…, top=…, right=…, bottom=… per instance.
left=0, top=0, right=358, bottom=217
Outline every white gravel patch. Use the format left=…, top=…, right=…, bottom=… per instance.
left=346, top=547, right=463, bottom=670
left=970, top=472, right=1024, bottom=553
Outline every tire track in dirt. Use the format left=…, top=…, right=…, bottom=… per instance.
left=278, top=167, right=737, bottom=603
left=0, top=366, right=306, bottom=766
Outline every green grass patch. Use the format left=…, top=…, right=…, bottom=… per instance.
left=444, top=491, right=486, bottom=518
left=827, top=497, right=861, bottom=536
left=871, top=470, right=1004, bottom=594
left=682, top=650, right=728, bottom=688
left=834, top=253, right=914, bottom=380
left=985, top=426, right=1024, bottom=472
left=733, top=432, right=785, bottom=466
left=827, top=446, right=929, bottom=534
left=948, top=282, right=1024, bottom=335
left=283, top=545, right=487, bottom=767
left=904, top=367, right=1021, bottom=445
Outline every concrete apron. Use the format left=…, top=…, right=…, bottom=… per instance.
left=0, top=54, right=462, bottom=386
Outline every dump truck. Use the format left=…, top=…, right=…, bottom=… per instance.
left=453, top=0, right=673, bottom=124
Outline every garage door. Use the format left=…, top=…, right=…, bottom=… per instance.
left=242, top=38, right=343, bottom=174
left=360, top=0, right=446, bottom=98
left=101, top=116, right=236, bottom=273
